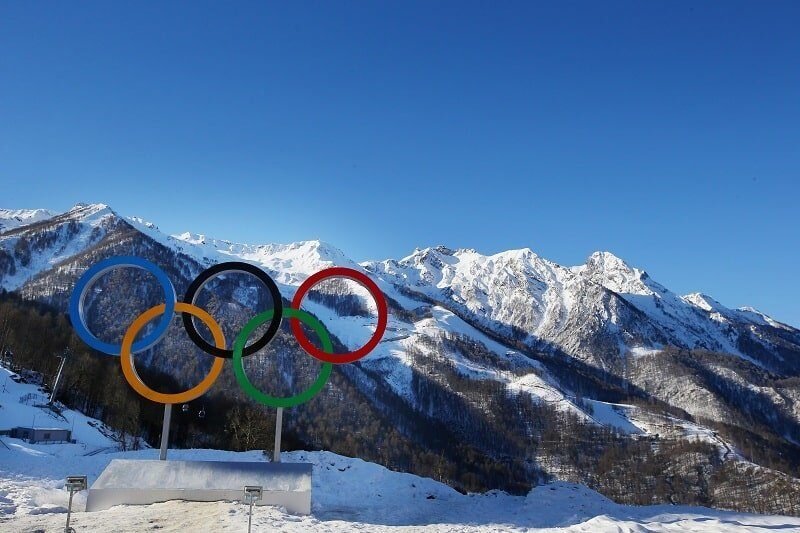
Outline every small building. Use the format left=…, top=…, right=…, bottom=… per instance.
left=8, top=426, right=72, bottom=444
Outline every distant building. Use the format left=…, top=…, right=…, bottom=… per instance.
left=6, top=426, right=72, bottom=444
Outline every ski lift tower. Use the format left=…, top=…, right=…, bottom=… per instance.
left=49, top=348, right=70, bottom=405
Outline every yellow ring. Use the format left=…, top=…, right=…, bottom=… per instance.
left=120, top=302, right=226, bottom=404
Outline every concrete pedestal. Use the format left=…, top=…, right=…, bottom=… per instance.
left=85, top=459, right=312, bottom=514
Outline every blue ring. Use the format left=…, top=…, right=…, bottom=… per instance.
left=68, top=256, right=176, bottom=355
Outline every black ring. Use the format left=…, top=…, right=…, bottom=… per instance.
left=182, top=262, right=283, bottom=359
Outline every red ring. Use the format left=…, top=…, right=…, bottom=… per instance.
left=291, top=267, right=388, bottom=364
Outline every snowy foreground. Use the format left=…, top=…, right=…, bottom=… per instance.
left=2, top=447, right=799, bottom=533
left=2, top=368, right=800, bottom=532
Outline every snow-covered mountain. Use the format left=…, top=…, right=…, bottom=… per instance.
left=364, top=245, right=799, bottom=372
left=0, top=204, right=119, bottom=292
left=0, top=203, right=798, bottom=419
left=3, top=203, right=797, bottom=372
left=1, top=203, right=799, bottom=515
left=0, top=208, right=57, bottom=233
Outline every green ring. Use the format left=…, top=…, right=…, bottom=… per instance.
left=232, top=308, right=333, bottom=408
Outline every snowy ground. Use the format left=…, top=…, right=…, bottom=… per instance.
left=2, top=447, right=800, bottom=533
left=2, top=368, right=800, bottom=532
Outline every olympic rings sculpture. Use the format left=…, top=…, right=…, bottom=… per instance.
left=69, top=256, right=388, bottom=408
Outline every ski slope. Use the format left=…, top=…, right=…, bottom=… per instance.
left=0, top=366, right=117, bottom=453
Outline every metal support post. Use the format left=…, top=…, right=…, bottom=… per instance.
left=243, top=486, right=263, bottom=533
left=50, top=349, right=70, bottom=404
left=273, top=407, right=283, bottom=463
left=159, top=403, right=172, bottom=461
left=64, top=476, right=87, bottom=533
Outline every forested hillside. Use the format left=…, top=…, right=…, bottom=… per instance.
left=2, top=290, right=798, bottom=515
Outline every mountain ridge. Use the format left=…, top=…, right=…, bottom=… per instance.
left=3, top=203, right=792, bottom=329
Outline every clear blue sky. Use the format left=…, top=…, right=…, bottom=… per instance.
left=1, top=2, right=798, bottom=326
